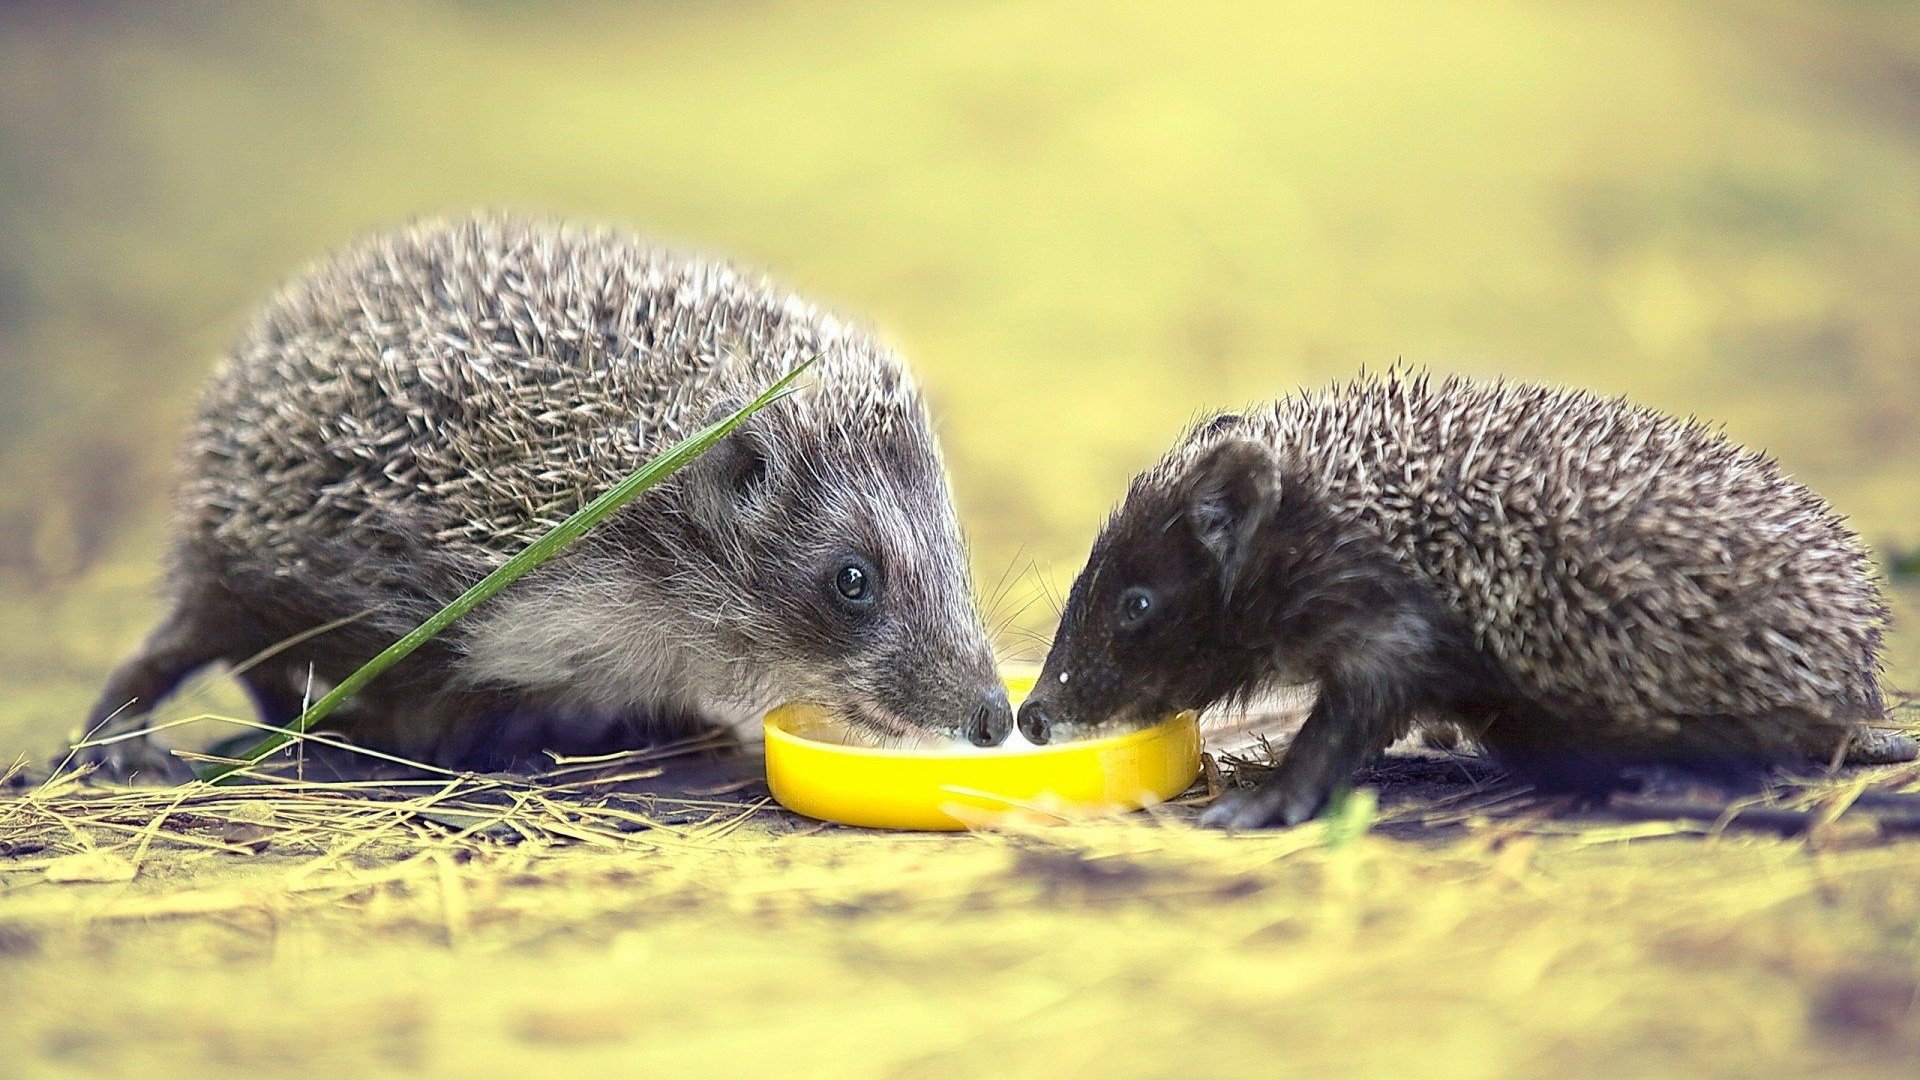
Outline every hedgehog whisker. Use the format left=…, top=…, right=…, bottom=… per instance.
left=980, top=545, right=1031, bottom=626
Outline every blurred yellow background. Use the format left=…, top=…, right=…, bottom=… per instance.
left=2, top=0, right=1917, bottom=747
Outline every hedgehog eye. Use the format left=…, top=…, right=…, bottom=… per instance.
left=831, top=556, right=880, bottom=610
left=1116, top=586, right=1155, bottom=628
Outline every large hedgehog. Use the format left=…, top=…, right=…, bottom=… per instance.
left=1015, top=371, right=1915, bottom=828
left=88, top=214, right=1012, bottom=777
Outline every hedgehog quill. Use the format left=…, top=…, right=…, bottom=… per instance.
left=88, top=214, right=1012, bottom=779
left=1016, top=371, right=1916, bottom=829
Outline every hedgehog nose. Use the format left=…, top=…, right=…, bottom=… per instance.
left=1016, top=700, right=1053, bottom=745
left=966, top=692, right=1014, bottom=747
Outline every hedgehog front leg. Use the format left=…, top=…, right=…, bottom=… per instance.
left=81, top=601, right=232, bottom=783
left=1201, top=663, right=1417, bottom=829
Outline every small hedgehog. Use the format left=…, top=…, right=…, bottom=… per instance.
left=1015, top=371, right=1916, bottom=828
left=88, top=214, right=1012, bottom=777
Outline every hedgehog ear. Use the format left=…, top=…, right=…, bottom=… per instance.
left=1184, top=439, right=1278, bottom=594
left=1194, top=412, right=1245, bottom=439
left=683, top=398, right=774, bottom=530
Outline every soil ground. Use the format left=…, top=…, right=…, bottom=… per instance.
left=4, top=738, right=1920, bottom=1080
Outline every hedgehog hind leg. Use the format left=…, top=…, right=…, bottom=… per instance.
left=1646, top=705, right=1914, bottom=771
left=1486, top=704, right=1903, bottom=808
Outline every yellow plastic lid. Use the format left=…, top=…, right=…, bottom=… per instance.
left=763, top=667, right=1202, bottom=830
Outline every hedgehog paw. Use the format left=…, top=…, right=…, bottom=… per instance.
left=1199, top=779, right=1327, bottom=830
left=71, top=731, right=195, bottom=786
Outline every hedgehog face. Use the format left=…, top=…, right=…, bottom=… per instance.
left=1019, top=438, right=1284, bottom=744
left=672, top=394, right=1010, bottom=747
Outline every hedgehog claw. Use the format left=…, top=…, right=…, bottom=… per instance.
left=73, top=694, right=197, bottom=786
left=72, top=731, right=195, bottom=786
left=1199, top=779, right=1328, bottom=830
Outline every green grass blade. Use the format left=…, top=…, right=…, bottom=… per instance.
left=199, top=357, right=816, bottom=783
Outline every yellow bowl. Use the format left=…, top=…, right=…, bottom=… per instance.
left=763, top=667, right=1202, bottom=831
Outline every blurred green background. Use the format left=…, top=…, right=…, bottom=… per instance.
left=2, top=0, right=1918, bottom=752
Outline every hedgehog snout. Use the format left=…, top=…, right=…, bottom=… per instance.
left=1016, top=698, right=1054, bottom=745
left=967, top=692, right=1015, bottom=747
